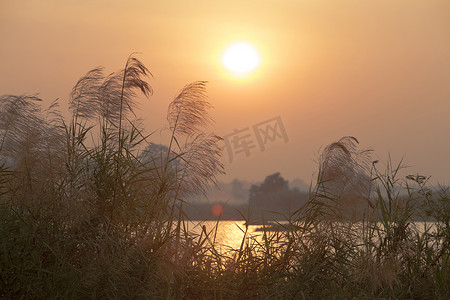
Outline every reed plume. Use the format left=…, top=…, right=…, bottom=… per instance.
left=70, top=67, right=104, bottom=121
left=165, top=81, right=224, bottom=198
left=177, top=133, right=225, bottom=196
left=317, top=136, right=374, bottom=217
left=0, top=95, right=64, bottom=169
left=69, top=54, right=152, bottom=127
left=0, top=95, right=42, bottom=158
left=167, top=81, right=212, bottom=136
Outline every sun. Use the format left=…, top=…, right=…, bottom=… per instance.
left=222, top=42, right=260, bottom=74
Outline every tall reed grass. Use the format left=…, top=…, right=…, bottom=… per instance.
left=1, top=56, right=449, bottom=299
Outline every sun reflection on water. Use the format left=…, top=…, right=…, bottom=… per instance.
left=188, top=220, right=263, bottom=251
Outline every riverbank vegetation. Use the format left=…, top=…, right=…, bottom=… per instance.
left=1, top=56, right=449, bottom=298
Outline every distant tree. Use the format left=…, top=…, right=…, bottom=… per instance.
left=249, top=172, right=288, bottom=202
left=140, top=143, right=169, bottom=164
left=231, top=179, right=248, bottom=201
left=249, top=172, right=307, bottom=217
left=289, top=178, right=310, bottom=192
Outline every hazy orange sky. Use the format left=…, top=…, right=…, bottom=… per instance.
left=1, top=0, right=449, bottom=185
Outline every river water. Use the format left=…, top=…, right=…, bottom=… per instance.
left=183, top=220, right=437, bottom=251
left=184, top=220, right=264, bottom=250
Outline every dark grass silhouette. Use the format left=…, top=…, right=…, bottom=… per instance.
left=1, top=55, right=449, bottom=299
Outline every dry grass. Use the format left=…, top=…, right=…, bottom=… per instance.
left=0, top=56, right=449, bottom=299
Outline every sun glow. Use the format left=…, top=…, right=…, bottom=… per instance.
left=222, top=43, right=260, bottom=74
